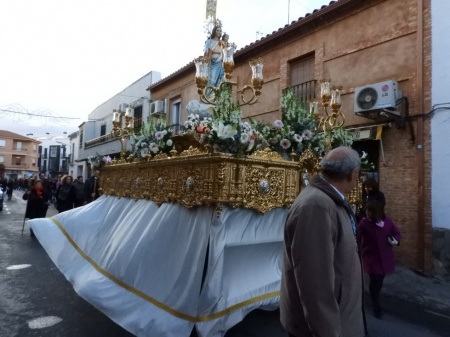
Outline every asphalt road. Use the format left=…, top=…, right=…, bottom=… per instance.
left=1, top=191, right=448, bottom=337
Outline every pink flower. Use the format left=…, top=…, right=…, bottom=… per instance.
left=196, top=125, right=204, bottom=133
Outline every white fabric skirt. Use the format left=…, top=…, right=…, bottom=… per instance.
left=29, top=196, right=287, bottom=337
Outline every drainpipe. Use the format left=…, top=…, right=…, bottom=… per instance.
left=416, top=0, right=425, bottom=272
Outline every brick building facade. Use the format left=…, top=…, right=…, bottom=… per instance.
left=148, top=0, right=438, bottom=275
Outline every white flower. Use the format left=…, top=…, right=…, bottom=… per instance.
left=280, top=139, right=291, bottom=149
left=242, top=122, right=251, bottom=131
left=273, top=120, right=284, bottom=128
left=246, top=139, right=255, bottom=152
left=240, top=133, right=250, bottom=144
left=302, top=130, right=313, bottom=140
left=140, top=148, right=149, bottom=157
left=212, top=121, right=238, bottom=140
left=293, top=134, right=303, bottom=143
left=155, top=131, right=164, bottom=140
left=149, top=142, right=159, bottom=154
left=166, top=139, right=173, bottom=147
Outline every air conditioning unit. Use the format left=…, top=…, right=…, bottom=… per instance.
left=354, top=80, right=400, bottom=116
left=150, top=100, right=165, bottom=115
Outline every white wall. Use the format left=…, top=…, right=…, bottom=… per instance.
left=431, top=0, right=450, bottom=229
left=88, top=70, right=161, bottom=130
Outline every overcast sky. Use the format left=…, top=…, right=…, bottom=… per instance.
left=0, top=0, right=330, bottom=137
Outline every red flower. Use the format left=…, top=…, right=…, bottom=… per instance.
left=196, top=126, right=204, bottom=133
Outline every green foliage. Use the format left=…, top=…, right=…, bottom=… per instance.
left=130, top=87, right=355, bottom=159
left=131, top=116, right=174, bottom=158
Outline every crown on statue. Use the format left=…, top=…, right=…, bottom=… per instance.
left=214, top=18, right=222, bottom=29
left=204, top=15, right=223, bottom=37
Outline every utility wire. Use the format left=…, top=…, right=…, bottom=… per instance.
left=0, top=109, right=80, bottom=119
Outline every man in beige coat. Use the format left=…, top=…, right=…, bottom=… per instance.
left=280, top=146, right=367, bottom=337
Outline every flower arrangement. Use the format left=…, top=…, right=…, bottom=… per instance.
left=252, top=89, right=328, bottom=158
left=360, top=151, right=376, bottom=171
left=183, top=86, right=262, bottom=155
left=127, top=87, right=354, bottom=160
left=327, top=126, right=354, bottom=149
left=87, top=154, right=111, bottom=169
left=102, top=155, right=112, bottom=164
left=87, top=154, right=102, bottom=169
left=131, top=116, right=174, bottom=158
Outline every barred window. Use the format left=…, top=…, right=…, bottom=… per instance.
left=290, top=54, right=316, bottom=104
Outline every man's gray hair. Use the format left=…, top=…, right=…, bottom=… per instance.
left=320, top=146, right=361, bottom=180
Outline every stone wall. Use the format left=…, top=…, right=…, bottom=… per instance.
left=432, top=228, right=450, bottom=280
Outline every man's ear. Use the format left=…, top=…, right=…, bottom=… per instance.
left=347, top=168, right=358, bottom=182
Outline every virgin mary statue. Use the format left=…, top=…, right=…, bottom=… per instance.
left=204, top=25, right=225, bottom=94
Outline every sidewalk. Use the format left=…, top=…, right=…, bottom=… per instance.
left=381, top=266, right=450, bottom=317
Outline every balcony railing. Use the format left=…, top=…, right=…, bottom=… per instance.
left=289, top=79, right=317, bottom=105
left=12, top=148, right=28, bottom=152
left=84, top=134, right=116, bottom=149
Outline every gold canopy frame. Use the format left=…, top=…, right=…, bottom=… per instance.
left=99, top=148, right=322, bottom=214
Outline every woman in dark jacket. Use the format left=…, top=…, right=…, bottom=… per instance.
left=357, top=200, right=401, bottom=318
left=56, top=175, right=75, bottom=213
left=364, top=178, right=385, bottom=207
left=357, top=178, right=385, bottom=221
left=23, top=179, right=49, bottom=236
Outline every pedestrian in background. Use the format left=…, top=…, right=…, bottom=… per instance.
left=6, top=179, right=14, bottom=200
left=357, top=200, right=401, bottom=319
left=280, top=146, right=366, bottom=337
left=39, top=173, right=53, bottom=214
left=73, top=176, right=86, bottom=207
left=50, top=177, right=58, bottom=204
left=358, top=178, right=385, bottom=222
left=84, top=171, right=100, bottom=204
left=364, top=178, right=385, bottom=207
left=56, top=175, right=75, bottom=213
left=23, top=179, right=49, bottom=236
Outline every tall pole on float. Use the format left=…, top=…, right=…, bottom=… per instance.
left=206, top=0, right=217, bottom=21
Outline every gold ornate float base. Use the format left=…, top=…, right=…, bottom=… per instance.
left=100, top=148, right=314, bottom=214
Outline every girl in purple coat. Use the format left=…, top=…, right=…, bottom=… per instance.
left=357, top=200, right=401, bottom=318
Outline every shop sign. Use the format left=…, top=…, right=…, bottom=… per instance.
left=351, top=129, right=371, bottom=140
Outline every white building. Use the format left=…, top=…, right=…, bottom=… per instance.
left=431, top=1, right=450, bottom=232
left=75, top=70, right=161, bottom=178
left=36, top=135, right=71, bottom=178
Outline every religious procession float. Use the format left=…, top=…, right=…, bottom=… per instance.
left=29, top=17, right=366, bottom=337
